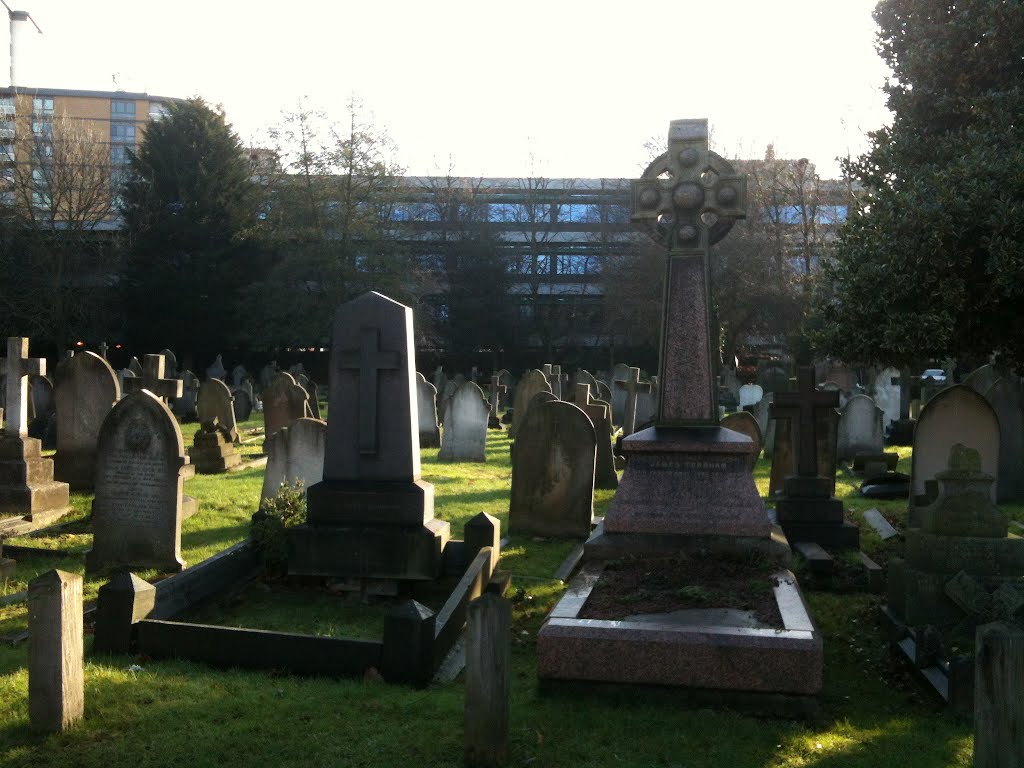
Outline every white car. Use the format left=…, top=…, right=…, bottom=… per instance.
left=920, top=368, right=946, bottom=382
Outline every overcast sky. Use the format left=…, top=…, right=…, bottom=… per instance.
left=7, top=0, right=893, bottom=179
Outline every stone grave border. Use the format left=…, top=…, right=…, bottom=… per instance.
left=536, top=561, right=823, bottom=718
left=93, top=519, right=504, bottom=688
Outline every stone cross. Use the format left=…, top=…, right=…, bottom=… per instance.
left=892, top=371, right=911, bottom=420
left=123, top=354, right=183, bottom=402
left=98, top=341, right=108, bottom=360
left=574, top=383, right=607, bottom=426
left=488, top=374, right=507, bottom=420
left=614, top=366, right=651, bottom=436
left=5, top=337, right=46, bottom=437
left=337, top=326, right=399, bottom=455
left=632, top=118, right=747, bottom=426
left=769, top=366, right=839, bottom=476
left=550, top=365, right=568, bottom=401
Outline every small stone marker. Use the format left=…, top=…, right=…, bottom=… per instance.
left=260, top=417, right=327, bottom=505
left=836, top=394, right=884, bottom=461
left=973, top=622, right=1024, bottom=768
left=614, top=367, right=651, bottom=438
left=439, top=382, right=489, bottom=463
left=28, top=569, right=83, bottom=733
left=738, top=383, right=763, bottom=409
left=464, top=593, right=511, bottom=768
left=416, top=372, right=441, bottom=448
left=862, top=508, right=899, bottom=540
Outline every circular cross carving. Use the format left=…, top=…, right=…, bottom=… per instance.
left=717, top=185, right=737, bottom=205
left=677, top=148, right=700, bottom=167
left=672, top=182, right=704, bottom=211
left=677, top=225, right=698, bottom=243
left=657, top=212, right=677, bottom=228
left=638, top=187, right=661, bottom=209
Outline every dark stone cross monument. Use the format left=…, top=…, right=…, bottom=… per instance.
left=488, top=374, right=507, bottom=429
left=288, top=292, right=449, bottom=582
left=123, top=354, right=183, bottom=403
left=770, top=366, right=859, bottom=549
left=614, top=366, right=651, bottom=437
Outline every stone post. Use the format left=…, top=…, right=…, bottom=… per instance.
left=381, top=599, right=436, bottom=688
left=464, top=593, right=512, bottom=768
left=974, top=622, right=1023, bottom=768
left=464, top=512, right=500, bottom=578
left=28, top=569, right=83, bottom=732
left=93, top=572, right=156, bottom=654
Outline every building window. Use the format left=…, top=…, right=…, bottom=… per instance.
left=487, top=203, right=518, bottom=223
left=0, top=97, right=14, bottom=116
left=111, top=100, right=136, bottom=119
left=110, top=144, right=131, bottom=165
left=535, top=254, right=551, bottom=274
left=506, top=254, right=530, bottom=274
left=110, top=123, right=136, bottom=142
left=32, top=120, right=53, bottom=137
left=816, top=205, right=848, bottom=224
left=557, top=204, right=602, bottom=224
left=148, top=102, right=170, bottom=120
left=0, top=142, right=14, bottom=163
left=31, top=190, right=51, bottom=209
left=33, top=97, right=54, bottom=115
left=556, top=254, right=595, bottom=275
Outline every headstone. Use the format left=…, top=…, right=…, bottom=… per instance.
left=27, top=374, right=56, bottom=449
left=909, top=385, right=999, bottom=524
left=188, top=417, right=241, bottom=474
left=573, top=369, right=599, bottom=394
left=289, top=292, right=449, bottom=581
left=595, top=380, right=613, bottom=408
left=28, top=570, right=84, bottom=733
left=862, top=508, right=899, bottom=540
left=758, top=364, right=789, bottom=394
left=86, top=390, right=188, bottom=574
left=487, top=373, right=507, bottom=429
left=982, top=376, right=1024, bottom=502
left=609, top=362, right=631, bottom=424
left=633, top=375, right=658, bottom=430
left=509, top=400, right=595, bottom=538
left=262, top=372, right=312, bottom=445
left=259, top=417, right=327, bottom=505
left=53, top=351, right=120, bottom=490
left=573, top=383, right=618, bottom=490
left=259, top=361, right=279, bottom=390
left=962, top=363, right=1000, bottom=397
left=123, top=354, right=183, bottom=403
left=752, top=393, right=774, bottom=452
left=614, top=367, right=651, bottom=438
left=231, top=364, right=249, bottom=388
left=128, top=356, right=143, bottom=377
left=720, top=367, right=740, bottom=404
left=439, top=382, right=489, bottom=463
left=836, top=394, right=885, bottom=461
left=508, top=369, right=551, bottom=440
left=232, top=386, right=253, bottom=423
left=720, top=410, right=762, bottom=470
left=158, top=349, right=178, bottom=377
left=304, top=378, right=322, bottom=420
left=872, top=366, right=901, bottom=431
left=173, top=370, right=200, bottom=422
left=206, top=354, right=226, bottom=381
left=196, top=378, right=239, bottom=443
left=738, top=383, right=763, bottom=409
left=973, top=622, right=1024, bottom=768
left=288, top=362, right=306, bottom=379
left=415, top=372, right=441, bottom=448
left=0, top=338, right=70, bottom=523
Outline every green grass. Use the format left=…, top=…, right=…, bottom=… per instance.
left=0, top=424, right=979, bottom=768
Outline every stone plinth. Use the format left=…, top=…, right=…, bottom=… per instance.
left=0, top=434, right=70, bottom=524
left=188, top=423, right=241, bottom=474
left=775, top=474, right=860, bottom=550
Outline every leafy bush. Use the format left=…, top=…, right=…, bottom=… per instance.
left=251, top=480, right=306, bottom=573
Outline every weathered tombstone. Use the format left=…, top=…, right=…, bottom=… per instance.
left=53, top=351, right=120, bottom=490
left=608, top=362, right=631, bottom=424
left=196, top=378, right=239, bottom=444
left=720, top=410, right=762, bottom=470
left=836, top=394, right=885, bottom=461
left=595, top=380, right=613, bottom=407
left=415, top=372, right=441, bottom=448
left=232, top=386, right=253, bottom=423
left=633, top=375, right=658, bottom=429
left=262, top=372, right=312, bottom=446
left=0, top=337, right=70, bottom=523
left=259, top=417, right=327, bottom=505
left=770, top=366, right=858, bottom=548
left=86, top=390, right=188, bottom=574
left=909, top=385, right=999, bottom=524
left=289, top=292, right=449, bottom=581
left=738, top=383, right=763, bottom=409
left=123, top=354, right=183, bottom=404
left=487, top=373, right=507, bottom=429
left=438, top=381, right=489, bottom=463
left=231, top=364, right=249, bottom=389
left=872, top=366, right=902, bottom=432
left=173, top=369, right=200, bottom=422
left=304, top=379, right=323, bottom=421
left=28, top=569, right=83, bottom=733
left=128, top=356, right=143, bottom=377
left=574, top=383, right=618, bottom=490
left=509, top=399, right=595, bottom=538
left=508, top=369, right=551, bottom=440
left=188, top=418, right=241, bottom=474
left=573, top=369, right=599, bottom=394
left=983, top=376, right=1024, bottom=502
left=464, top=593, right=512, bottom=768
left=258, top=361, right=279, bottom=390
left=438, top=379, right=457, bottom=427
left=289, top=362, right=307, bottom=379
left=973, top=622, right=1024, bottom=768
left=752, top=392, right=774, bottom=452
left=963, top=363, right=1000, bottom=397
left=158, top=349, right=178, bottom=377
left=27, top=374, right=56, bottom=449
left=614, top=367, right=651, bottom=438
left=205, top=353, right=226, bottom=381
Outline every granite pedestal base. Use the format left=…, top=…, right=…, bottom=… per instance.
left=0, top=434, right=70, bottom=523
left=537, top=563, right=822, bottom=710
left=188, top=431, right=241, bottom=474
left=775, top=475, right=860, bottom=550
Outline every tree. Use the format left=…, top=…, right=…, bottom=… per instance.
left=0, top=111, right=119, bottom=348
left=809, top=0, right=1024, bottom=368
left=119, top=97, right=263, bottom=357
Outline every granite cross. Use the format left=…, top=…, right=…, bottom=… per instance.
left=123, top=354, right=184, bottom=402
left=632, top=119, right=747, bottom=426
left=488, top=374, right=507, bottom=420
left=5, top=337, right=46, bottom=437
left=574, top=383, right=610, bottom=433
left=338, top=326, right=400, bottom=455
left=614, top=367, right=651, bottom=437
left=769, top=366, right=838, bottom=476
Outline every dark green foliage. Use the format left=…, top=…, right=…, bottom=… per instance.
left=119, top=98, right=265, bottom=357
left=811, top=0, right=1024, bottom=367
left=251, top=480, right=307, bottom=572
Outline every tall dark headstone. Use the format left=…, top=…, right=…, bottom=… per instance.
left=289, top=292, right=449, bottom=581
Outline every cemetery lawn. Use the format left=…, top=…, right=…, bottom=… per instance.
left=0, top=430, right=982, bottom=767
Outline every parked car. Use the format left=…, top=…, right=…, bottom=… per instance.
left=919, top=368, right=946, bottom=383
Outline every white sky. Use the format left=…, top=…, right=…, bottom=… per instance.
left=6, top=0, right=892, bottom=179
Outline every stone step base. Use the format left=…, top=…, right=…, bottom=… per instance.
left=779, top=520, right=859, bottom=551
left=0, top=455, right=55, bottom=485
left=0, top=479, right=70, bottom=517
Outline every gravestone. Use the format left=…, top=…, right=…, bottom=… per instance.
left=738, top=383, right=763, bottom=409
left=28, top=569, right=84, bottom=733
left=633, top=375, right=658, bottom=430
left=123, top=354, right=183, bottom=404
left=609, top=363, right=631, bottom=424
left=158, top=349, right=178, bottom=377
left=259, top=361, right=279, bottom=390
left=614, top=367, right=651, bottom=438
left=86, top=390, right=188, bottom=574
left=549, top=365, right=568, bottom=401
left=595, top=380, right=613, bottom=408
left=872, top=366, right=901, bottom=432
left=982, top=376, right=1024, bottom=503
left=770, top=366, right=858, bottom=549
left=963, top=363, right=1000, bottom=397
left=909, top=385, right=999, bottom=525
left=464, top=593, right=511, bottom=768
left=53, top=351, right=120, bottom=490
left=27, top=374, right=56, bottom=449
left=487, top=373, right=507, bottom=429
left=0, top=337, right=70, bottom=523
left=260, top=417, right=327, bottom=505
left=574, top=383, right=618, bottom=490
left=758, top=364, right=789, bottom=394
left=836, top=394, right=885, bottom=461
left=231, top=364, right=249, bottom=388
left=188, top=418, right=241, bottom=474
left=232, top=386, right=253, bottom=422
left=720, top=410, right=762, bottom=470
left=206, top=354, right=226, bottom=381
left=496, top=369, right=515, bottom=406
left=128, top=356, right=143, bottom=377
left=508, top=399, right=595, bottom=538
left=304, top=379, right=323, bottom=420
left=289, top=292, right=449, bottom=581
left=720, top=367, right=740, bottom=404
left=173, top=370, right=200, bottom=422
left=438, top=381, right=489, bottom=463
left=415, top=372, right=441, bottom=448
left=508, top=369, right=551, bottom=440
left=262, top=372, right=312, bottom=446
left=752, top=393, right=774, bottom=453
left=196, top=378, right=239, bottom=443
left=573, top=369, right=599, bottom=394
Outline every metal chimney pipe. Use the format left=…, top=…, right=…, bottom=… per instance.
left=9, top=10, right=28, bottom=87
